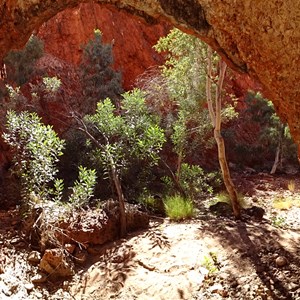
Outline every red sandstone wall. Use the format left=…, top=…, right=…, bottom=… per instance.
left=37, top=3, right=171, bottom=90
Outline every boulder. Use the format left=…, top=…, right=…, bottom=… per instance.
left=39, top=249, right=74, bottom=278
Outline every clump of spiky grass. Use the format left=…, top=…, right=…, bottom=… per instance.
left=164, top=195, right=194, bottom=221
left=211, top=191, right=246, bottom=208
left=273, top=196, right=293, bottom=210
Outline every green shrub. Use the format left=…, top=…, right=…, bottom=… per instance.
left=164, top=195, right=194, bottom=221
left=69, top=166, right=97, bottom=209
left=80, top=29, right=123, bottom=114
left=162, top=163, right=213, bottom=199
left=3, top=110, right=65, bottom=201
left=137, top=189, right=164, bottom=213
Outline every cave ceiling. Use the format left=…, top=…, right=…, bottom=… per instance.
left=0, top=0, right=299, bottom=143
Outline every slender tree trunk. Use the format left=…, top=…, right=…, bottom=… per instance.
left=214, top=129, right=241, bottom=218
left=176, top=153, right=183, bottom=182
left=73, top=116, right=127, bottom=236
left=109, top=158, right=127, bottom=237
left=160, top=159, right=186, bottom=197
left=206, top=46, right=241, bottom=218
left=270, top=124, right=285, bottom=174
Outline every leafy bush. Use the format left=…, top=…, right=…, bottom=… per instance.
left=240, top=91, right=298, bottom=170
left=79, top=89, right=166, bottom=235
left=137, top=189, right=164, bottom=213
left=3, top=110, right=65, bottom=201
left=69, top=166, right=97, bottom=209
left=164, top=195, right=194, bottom=221
left=162, top=163, right=213, bottom=199
left=84, top=89, right=165, bottom=196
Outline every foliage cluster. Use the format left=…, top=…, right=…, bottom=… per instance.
left=245, top=92, right=297, bottom=165
left=162, top=163, right=213, bottom=199
left=82, top=89, right=166, bottom=207
left=3, top=110, right=64, bottom=201
left=4, top=35, right=44, bottom=86
left=3, top=26, right=280, bottom=235
left=80, top=30, right=123, bottom=114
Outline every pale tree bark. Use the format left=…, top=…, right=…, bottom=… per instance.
left=206, top=46, right=241, bottom=218
left=109, top=157, right=127, bottom=237
left=270, top=124, right=285, bottom=174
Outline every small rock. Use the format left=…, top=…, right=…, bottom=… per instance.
left=32, top=273, right=48, bottom=284
left=275, top=256, right=288, bottom=267
left=64, top=244, right=76, bottom=254
left=74, top=249, right=88, bottom=264
left=244, top=206, right=265, bottom=220
left=288, top=282, right=299, bottom=291
left=199, top=267, right=210, bottom=279
left=28, top=251, right=41, bottom=265
left=24, top=283, right=34, bottom=291
left=209, top=202, right=232, bottom=216
left=10, top=237, right=21, bottom=244
left=3, top=288, right=12, bottom=296
left=230, top=279, right=239, bottom=288
left=218, top=272, right=230, bottom=280
left=9, top=283, right=18, bottom=294
left=35, top=292, right=43, bottom=298
left=39, top=249, right=74, bottom=277
left=187, top=270, right=205, bottom=285
left=210, top=283, right=226, bottom=296
left=237, top=276, right=248, bottom=285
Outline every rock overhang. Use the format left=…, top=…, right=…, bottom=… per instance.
left=0, top=0, right=299, bottom=145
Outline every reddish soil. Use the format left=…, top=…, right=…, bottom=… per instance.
left=1, top=173, right=300, bottom=299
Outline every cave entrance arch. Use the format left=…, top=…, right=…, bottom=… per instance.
left=0, top=0, right=299, bottom=143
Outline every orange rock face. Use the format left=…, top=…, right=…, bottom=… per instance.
left=0, top=1, right=299, bottom=144
left=37, top=3, right=170, bottom=90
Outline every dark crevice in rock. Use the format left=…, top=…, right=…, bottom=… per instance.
left=158, top=0, right=210, bottom=32
left=212, top=38, right=249, bottom=74
left=116, top=5, right=158, bottom=25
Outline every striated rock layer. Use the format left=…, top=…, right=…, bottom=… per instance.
left=0, top=1, right=299, bottom=144
left=37, top=3, right=170, bottom=90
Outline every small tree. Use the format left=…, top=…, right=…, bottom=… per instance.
left=76, top=89, right=165, bottom=236
left=206, top=47, right=241, bottom=218
left=245, top=92, right=297, bottom=174
left=2, top=110, right=65, bottom=201
left=151, top=29, right=214, bottom=194
left=153, top=29, right=240, bottom=216
left=4, top=35, right=44, bottom=86
left=80, top=29, right=123, bottom=114
left=152, top=29, right=236, bottom=199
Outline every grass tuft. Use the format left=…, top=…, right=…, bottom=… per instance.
left=273, top=196, right=293, bottom=210
left=163, top=195, right=194, bottom=221
left=287, top=180, right=295, bottom=193
left=211, top=191, right=246, bottom=208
